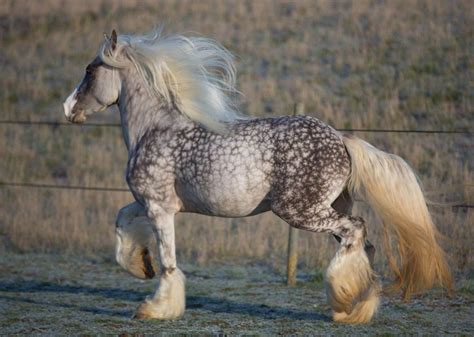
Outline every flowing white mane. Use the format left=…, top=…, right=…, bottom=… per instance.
left=99, top=29, right=245, bottom=132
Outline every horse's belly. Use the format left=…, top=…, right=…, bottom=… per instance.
left=177, top=170, right=271, bottom=217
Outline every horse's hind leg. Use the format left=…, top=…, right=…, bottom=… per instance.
left=272, top=204, right=380, bottom=324
left=332, top=190, right=376, bottom=268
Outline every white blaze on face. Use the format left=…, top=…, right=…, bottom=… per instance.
left=63, top=88, right=78, bottom=118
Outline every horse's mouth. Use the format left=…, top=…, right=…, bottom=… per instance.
left=69, top=111, right=87, bottom=123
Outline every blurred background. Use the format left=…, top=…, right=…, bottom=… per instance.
left=0, top=0, right=472, bottom=278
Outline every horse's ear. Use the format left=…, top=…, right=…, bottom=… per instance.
left=111, top=29, right=117, bottom=50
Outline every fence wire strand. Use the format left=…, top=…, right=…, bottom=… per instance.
left=0, top=181, right=129, bottom=192
left=1, top=181, right=471, bottom=209
left=0, top=120, right=472, bottom=134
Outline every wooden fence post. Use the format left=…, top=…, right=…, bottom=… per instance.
left=286, top=103, right=304, bottom=286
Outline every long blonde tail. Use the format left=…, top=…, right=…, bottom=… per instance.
left=342, top=134, right=453, bottom=299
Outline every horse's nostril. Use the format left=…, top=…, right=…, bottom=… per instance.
left=72, top=111, right=87, bottom=123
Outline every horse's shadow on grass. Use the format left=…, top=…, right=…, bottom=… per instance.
left=0, top=280, right=330, bottom=321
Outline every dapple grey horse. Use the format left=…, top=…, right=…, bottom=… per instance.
left=63, top=29, right=452, bottom=323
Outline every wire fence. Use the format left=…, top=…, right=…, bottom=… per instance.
left=0, top=181, right=129, bottom=192
left=0, top=119, right=472, bottom=134
left=0, top=119, right=472, bottom=209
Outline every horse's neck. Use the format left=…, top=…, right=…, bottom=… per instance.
left=118, top=70, right=191, bottom=152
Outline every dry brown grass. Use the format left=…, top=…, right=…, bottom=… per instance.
left=0, top=0, right=472, bottom=277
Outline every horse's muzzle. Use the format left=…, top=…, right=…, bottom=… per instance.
left=68, top=110, right=87, bottom=123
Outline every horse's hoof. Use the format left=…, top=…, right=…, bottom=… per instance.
left=132, top=302, right=154, bottom=319
left=132, top=311, right=145, bottom=320
left=132, top=300, right=184, bottom=320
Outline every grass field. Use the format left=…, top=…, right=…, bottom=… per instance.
left=1, top=253, right=473, bottom=334
left=0, top=0, right=472, bottom=289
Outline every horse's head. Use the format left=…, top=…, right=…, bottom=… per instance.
left=63, top=30, right=120, bottom=123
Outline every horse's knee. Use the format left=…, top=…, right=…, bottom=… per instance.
left=116, top=202, right=147, bottom=228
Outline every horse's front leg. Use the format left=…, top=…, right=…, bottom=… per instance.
left=133, top=208, right=186, bottom=320
left=115, top=202, right=159, bottom=279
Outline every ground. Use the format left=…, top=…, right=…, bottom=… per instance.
left=0, top=253, right=472, bottom=335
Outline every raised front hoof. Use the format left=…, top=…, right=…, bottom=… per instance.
left=132, top=301, right=184, bottom=320
left=126, top=248, right=159, bottom=280
left=115, top=216, right=160, bottom=280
